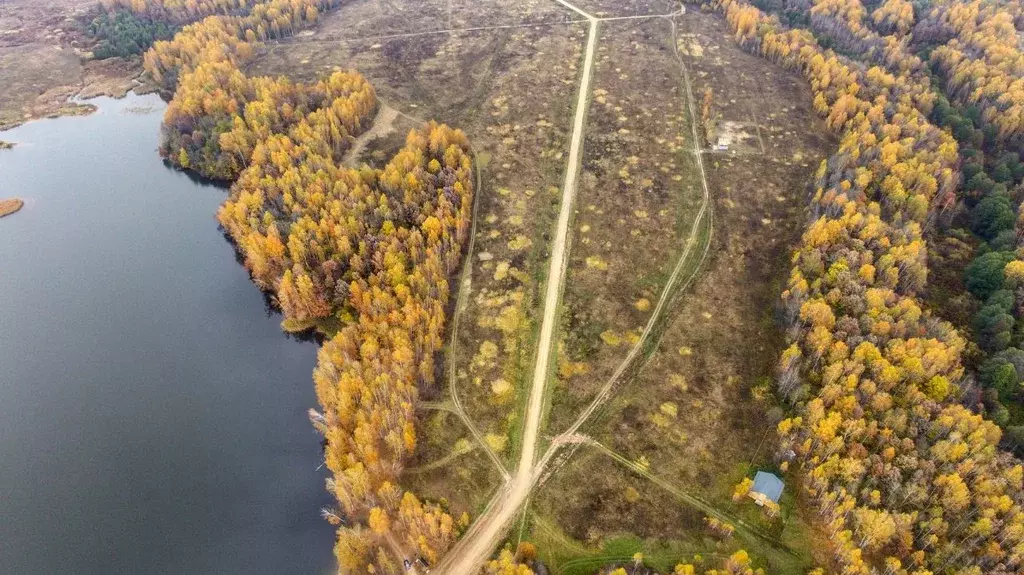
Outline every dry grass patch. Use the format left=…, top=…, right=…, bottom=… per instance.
left=529, top=9, right=835, bottom=572
left=585, top=1, right=833, bottom=517
left=448, top=0, right=572, bottom=27
left=549, top=18, right=704, bottom=432
left=532, top=446, right=708, bottom=546
left=402, top=410, right=503, bottom=519
left=0, top=44, right=84, bottom=129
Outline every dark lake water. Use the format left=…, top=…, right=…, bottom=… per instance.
left=0, top=94, right=334, bottom=574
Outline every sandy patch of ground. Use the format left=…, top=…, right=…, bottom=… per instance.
left=0, top=198, right=25, bottom=218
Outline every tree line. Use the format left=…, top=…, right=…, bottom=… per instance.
left=696, top=0, right=1024, bottom=572
left=141, top=0, right=341, bottom=90
left=481, top=547, right=767, bottom=575
left=101, top=0, right=263, bottom=24
left=85, top=9, right=177, bottom=59
left=121, top=0, right=477, bottom=571
left=807, top=0, right=1024, bottom=450
left=85, top=0, right=265, bottom=59
left=928, top=0, right=1024, bottom=144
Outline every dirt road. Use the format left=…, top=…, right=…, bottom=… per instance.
left=517, top=0, right=598, bottom=486
left=431, top=2, right=600, bottom=573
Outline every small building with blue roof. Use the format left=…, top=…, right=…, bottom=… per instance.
left=749, top=471, right=784, bottom=506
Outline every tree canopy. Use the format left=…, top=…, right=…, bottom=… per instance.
left=701, top=0, right=1024, bottom=572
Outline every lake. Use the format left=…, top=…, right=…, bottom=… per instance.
left=0, top=93, right=334, bottom=574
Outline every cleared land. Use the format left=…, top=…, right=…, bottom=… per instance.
left=525, top=8, right=835, bottom=574
left=547, top=16, right=706, bottom=435
left=280, top=0, right=573, bottom=38
left=567, top=0, right=678, bottom=18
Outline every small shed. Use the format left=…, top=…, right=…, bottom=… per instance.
left=749, top=471, right=784, bottom=506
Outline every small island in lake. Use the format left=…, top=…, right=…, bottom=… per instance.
left=0, top=141, right=14, bottom=150
left=0, top=198, right=24, bottom=218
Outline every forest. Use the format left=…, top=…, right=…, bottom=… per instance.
left=84, top=0, right=265, bottom=59
left=702, top=0, right=1024, bottom=572
left=85, top=9, right=177, bottom=59
left=111, top=0, right=477, bottom=571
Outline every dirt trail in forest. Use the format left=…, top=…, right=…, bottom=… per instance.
left=342, top=104, right=398, bottom=167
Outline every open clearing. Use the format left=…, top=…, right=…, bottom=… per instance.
left=0, top=0, right=139, bottom=130
left=253, top=0, right=837, bottom=572
left=547, top=16, right=705, bottom=435
left=525, top=8, right=835, bottom=574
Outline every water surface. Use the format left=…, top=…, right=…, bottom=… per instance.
left=0, top=94, right=333, bottom=574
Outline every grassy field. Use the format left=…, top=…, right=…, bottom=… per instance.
left=519, top=8, right=836, bottom=574
left=402, top=408, right=505, bottom=519
left=545, top=16, right=707, bottom=436
left=524, top=446, right=818, bottom=575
